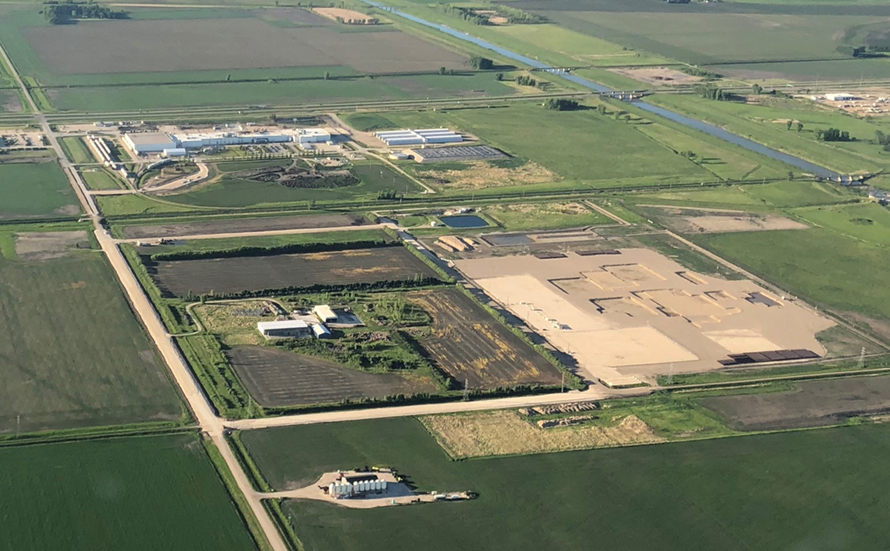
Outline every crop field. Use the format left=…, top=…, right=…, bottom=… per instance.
left=226, top=345, right=438, bottom=407
left=409, top=288, right=562, bottom=389
left=0, top=243, right=181, bottom=434
left=0, top=434, right=257, bottom=550
left=0, top=161, right=80, bottom=219
left=166, top=161, right=423, bottom=208
left=699, top=227, right=890, bottom=339
left=146, top=245, right=439, bottom=298
left=700, top=375, right=890, bottom=431
left=118, top=212, right=367, bottom=239
left=381, top=104, right=715, bottom=189
left=241, top=418, right=890, bottom=551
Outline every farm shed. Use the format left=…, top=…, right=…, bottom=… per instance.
left=257, top=320, right=311, bottom=339
left=312, top=323, right=332, bottom=339
left=313, top=305, right=338, bottom=323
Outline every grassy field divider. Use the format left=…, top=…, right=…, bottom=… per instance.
left=121, top=243, right=195, bottom=333
left=263, top=500, right=305, bottom=551
left=0, top=420, right=194, bottom=448
left=201, top=438, right=274, bottom=551
left=177, top=334, right=254, bottom=420
left=227, top=431, right=272, bottom=493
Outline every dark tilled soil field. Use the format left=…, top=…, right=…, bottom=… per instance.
left=410, top=288, right=562, bottom=390
left=148, top=246, right=439, bottom=297
left=121, top=213, right=366, bottom=239
left=227, top=346, right=436, bottom=407
left=27, top=18, right=467, bottom=75
left=700, top=376, right=890, bottom=431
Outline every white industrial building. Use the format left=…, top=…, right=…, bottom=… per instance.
left=123, top=132, right=178, bottom=155
left=825, top=92, right=855, bottom=101
left=257, top=320, right=312, bottom=339
left=313, top=304, right=338, bottom=323
left=312, top=323, right=333, bottom=339
left=375, top=128, right=463, bottom=146
left=124, top=127, right=333, bottom=156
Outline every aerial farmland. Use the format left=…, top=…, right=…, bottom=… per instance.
left=3, top=0, right=890, bottom=548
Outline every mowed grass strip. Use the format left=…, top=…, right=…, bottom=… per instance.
left=58, top=136, right=95, bottom=164
left=0, top=162, right=80, bottom=219
left=0, top=434, right=257, bottom=551
left=0, top=249, right=182, bottom=433
left=241, top=419, right=890, bottom=551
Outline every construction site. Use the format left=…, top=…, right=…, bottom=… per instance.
left=455, top=248, right=835, bottom=387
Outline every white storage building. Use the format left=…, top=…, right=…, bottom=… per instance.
left=313, top=305, right=338, bottom=323
left=375, top=128, right=463, bottom=146
left=825, top=93, right=854, bottom=101
left=124, top=132, right=178, bottom=155
left=257, top=320, right=311, bottom=339
left=297, top=128, right=331, bottom=144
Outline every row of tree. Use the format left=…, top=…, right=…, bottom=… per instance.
left=817, top=128, right=852, bottom=142
left=42, top=1, right=127, bottom=24
left=694, top=84, right=736, bottom=102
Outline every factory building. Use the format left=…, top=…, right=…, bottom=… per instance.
left=825, top=93, right=854, bottom=101
left=257, top=320, right=312, bottom=339
left=375, top=128, right=463, bottom=146
left=313, top=304, right=338, bottom=323
left=123, top=132, right=178, bottom=154
left=124, top=127, right=334, bottom=156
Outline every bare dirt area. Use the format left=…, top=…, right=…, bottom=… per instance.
left=26, top=18, right=466, bottom=75
left=408, top=288, right=562, bottom=390
left=808, top=88, right=890, bottom=118
left=147, top=246, right=439, bottom=298
left=415, top=160, right=557, bottom=190
left=642, top=206, right=808, bottom=234
left=226, top=345, right=434, bottom=407
left=15, top=231, right=90, bottom=261
left=609, top=67, right=702, bottom=86
left=313, top=8, right=377, bottom=24
left=121, top=213, right=366, bottom=239
left=699, top=376, right=890, bottom=431
left=421, top=409, right=664, bottom=458
left=456, top=249, right=834, bottom=386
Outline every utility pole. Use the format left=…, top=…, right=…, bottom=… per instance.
left=463, top=378, right=469, bottom=401
left=858, top=347, right=866, bottom=370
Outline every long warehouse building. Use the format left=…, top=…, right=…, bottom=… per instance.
left=375, top=128, right=463, bottom=146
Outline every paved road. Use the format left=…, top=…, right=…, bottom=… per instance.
left=143, top=162, right=210, bottom=193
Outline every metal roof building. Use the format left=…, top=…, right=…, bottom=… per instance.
left=257, top=320, right=311, bottom=339
left=375, top=128, right=463, bottom=146
left=123, top=132, right=177, bottom=154
left=313, top=305, right=338, bottom=323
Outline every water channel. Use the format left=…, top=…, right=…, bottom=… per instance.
left=363, top=0, right=839, bottom=180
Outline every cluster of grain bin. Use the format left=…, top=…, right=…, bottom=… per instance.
left=328, top=478, right=387, bottom=498
left=375, top=128, right=463, bottom=146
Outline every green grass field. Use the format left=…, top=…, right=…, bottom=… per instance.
left=0, top=434, right=257, bottom=550
left=163, top=161, right=421, bottom=209
left=699, top=226, right=890, bottom=337
left=795, top=202, right=890, bottom=247
left=59, top=136, right=95, bottom=164
left=0, top=162, right=80, bottom=219
left=381, top=104, right=715, bottom=188
left=647, top=95, right=890, bottom=174
left=80, top=168, right=125, bottom=190
left=241, top=418, right=890, bottom=551
left=485, top=201, right=612, bottom=230
left=0, top=241, right=182, bottom=434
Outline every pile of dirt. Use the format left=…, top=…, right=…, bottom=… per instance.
left=238, top=163, right=359, bottom=189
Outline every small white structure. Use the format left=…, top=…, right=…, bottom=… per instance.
left=375, top=128, right=463, bottom=146
left=162, top=148, right=188, bottom=158
left=825, top=92, right=854, bottom=101
left=313, top=304, right=338, bottom=323
left=257, top=320, right=311, bottom=339
left=312, top=323, right=332, bottom=339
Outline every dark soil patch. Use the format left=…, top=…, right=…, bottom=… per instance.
left=700, top=376, right=890, bottom=431
left=227, top=345, right=435, bottom=407
left=121, top=213, right=366, bottom=239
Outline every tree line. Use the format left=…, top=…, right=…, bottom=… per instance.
left=42, top=1, right=127, bottom=24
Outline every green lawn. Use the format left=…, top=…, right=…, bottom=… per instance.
left=97, top=193, right=202, bottom=217
left=241, top=418, right=890, bottom=551
left=0, top=162, right=80, bottom=219
left=795, top=202, right=890, bottom=246
left=647, top=95, right=890, bottom=174
left=59, top=136, right=95, bottom=164
left=0, top=244, right=182, bottom=434
left=164, top=162, right=421, bottom=209
left=81, top=168, right=124, bottom=190
left=699, top=227, right=890, bottom=337
left=0, top=434, right=257, bottom=551
left=743, top=180, right=856, bottom=208
left=383, top=103, right=715, bottom=188
left=486, top=201, right=612, bottom=231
